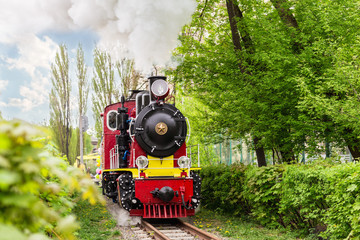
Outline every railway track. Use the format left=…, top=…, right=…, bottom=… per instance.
left=132, top=218, right=222, bottom=240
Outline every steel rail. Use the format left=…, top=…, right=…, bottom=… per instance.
left=140, top=218, right=222, bottom=240
left=141, top=219, right=171, bottom=240
left=176, top=219, right=222, bottom=240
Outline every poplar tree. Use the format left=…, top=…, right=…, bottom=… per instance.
left=117, top=58, right=141, bottom=98
left=49, top=44, right=72, bottom=163
left=92, top=48, right=119, bottom=139
left=77, top=44, right=88, bottom=160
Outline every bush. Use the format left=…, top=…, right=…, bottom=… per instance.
left=279, top=163, right=329, bottom=234
left=0, top=120, right=103, bottom=239
left=243, top=165, right=284, bottom=228
left=322, top=163, right=360, bottom=239
left=201, top=163, right=250, bottom=215
left=200, top=159, right=360, bottom=238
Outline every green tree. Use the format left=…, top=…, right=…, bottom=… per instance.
left=92, top=48, right=119, bottom=140
left=286, top=0, right=360, bottom=160
left=171, top=0, right=360, bottom=164
left=116, top=58, right=141, bottom=98
left=49, top=44, right=72, bottom=163
left=77, top=44, right=89, bottom=164
left=171, top=0, right=302, bottom=164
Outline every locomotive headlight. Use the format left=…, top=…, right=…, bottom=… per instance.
left=151, top=79, right=169, bottom=98
left=178, top=156, right=191, bottom=169
left=136, top=156, right=148, bottom=169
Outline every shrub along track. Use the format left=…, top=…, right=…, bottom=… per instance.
left=133, top=218, right=222, bottom=240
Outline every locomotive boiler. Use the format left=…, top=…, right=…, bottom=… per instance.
left=101, top=76, right=201, bottom=218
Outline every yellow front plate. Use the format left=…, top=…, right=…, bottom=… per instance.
left=103, top=155, right=202, bottom=178
left=146, top=155, right=184, bottom=177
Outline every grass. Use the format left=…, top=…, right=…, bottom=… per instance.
left=73, top=197, right=121, bottom=240
left=189, top=208, right=317, bottom=240
left=72, top=193, right=317, bottom=239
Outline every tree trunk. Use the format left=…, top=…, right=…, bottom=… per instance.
left=344, top=128, right=360, bottom=161
left=254, top=137, right=267, bottom=167
left=226, top=0, right=267, bottom=165
left=280, top=150, right=295, bottom=163
left=226, top=0, right=242, bottom=51
left=270, top=0, right=302, bottom=53
left=348, top=145, right=360, bottom=162
left=270, top=0, right=299, bottom=28
left=231, top=1, right=254, bottom=53
left=226, top=0, right=247, bottom=73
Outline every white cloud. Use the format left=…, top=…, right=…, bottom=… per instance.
left=0, top=80, right=9, bottom=93
left=5, top=34, right=58, bottom=78
left=7, top=71, right=50, bottom=111
left=0, top=0, right=73, bottom=44
left=2, top=34, right=56, bottom=112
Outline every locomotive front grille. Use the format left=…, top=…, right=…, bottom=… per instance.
left=143, top=203, right=191, bottom=218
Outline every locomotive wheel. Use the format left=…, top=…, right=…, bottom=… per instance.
left=118, top=173, right=134, bottom=211
left=101, top=177, right=105, bottom=195
left=117, top=182, right=122, bottom=208
left=191, top=171, right=202, bottom=209
left=117, top=172, right=143, bottom=211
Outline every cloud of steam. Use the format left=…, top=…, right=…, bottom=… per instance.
left=0, top=0, right=197, bottom=72
left=106, top=198, right=141, bottom=227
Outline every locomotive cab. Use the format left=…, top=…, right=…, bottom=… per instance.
left=101, top=76, right=201, bottom=218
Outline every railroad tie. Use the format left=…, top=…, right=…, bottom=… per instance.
left=131, top=226, right=153, bottom=240
left=158, top=228, right=194, bottom=240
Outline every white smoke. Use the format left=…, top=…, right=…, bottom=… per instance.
left=0, top=0, right=197, bottom=72
left=106, top=198, right=141, bottom=227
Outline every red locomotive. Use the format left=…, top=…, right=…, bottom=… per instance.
left=101, top=76, right=201, bottom=218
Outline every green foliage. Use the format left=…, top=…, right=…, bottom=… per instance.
left=244, top=165, right=284, bottom=228
left=50, top=127, right=91, bottom=165
left=0, top=120, right=104, bottom=239
left=278, top=163, right=330, bottom=235
left=201, top=160, right=360, bottom=238
left=192, top=208, right=309, bottom=240
left=201, top=163, right=250, bottom=215
left=170, top=0, right=360, bottom=161
left=73, top=198, right=120, bottom=240
left=50, top=44, right=72, bottom=164
left=321, top=163, right=360, bottom=239
left=92, top=48, right=119, bottom=140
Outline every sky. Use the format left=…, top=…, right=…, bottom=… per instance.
left=0, top=0, right=196, bottom=127
left=0, top=30, right=97, bottom=124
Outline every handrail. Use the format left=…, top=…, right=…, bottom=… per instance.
left=128, top=120, right=135, bottom=142
left=110, top=145, right=119, bottom=169
left=186, top=144, right=200, bottom=168
left=185, top=117, right=191, bottom=143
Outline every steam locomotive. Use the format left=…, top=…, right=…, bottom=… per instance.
left=101, top=76, right=201, bottom=218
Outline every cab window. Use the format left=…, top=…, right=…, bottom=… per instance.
left=107, top=110, right=117, bottom=131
